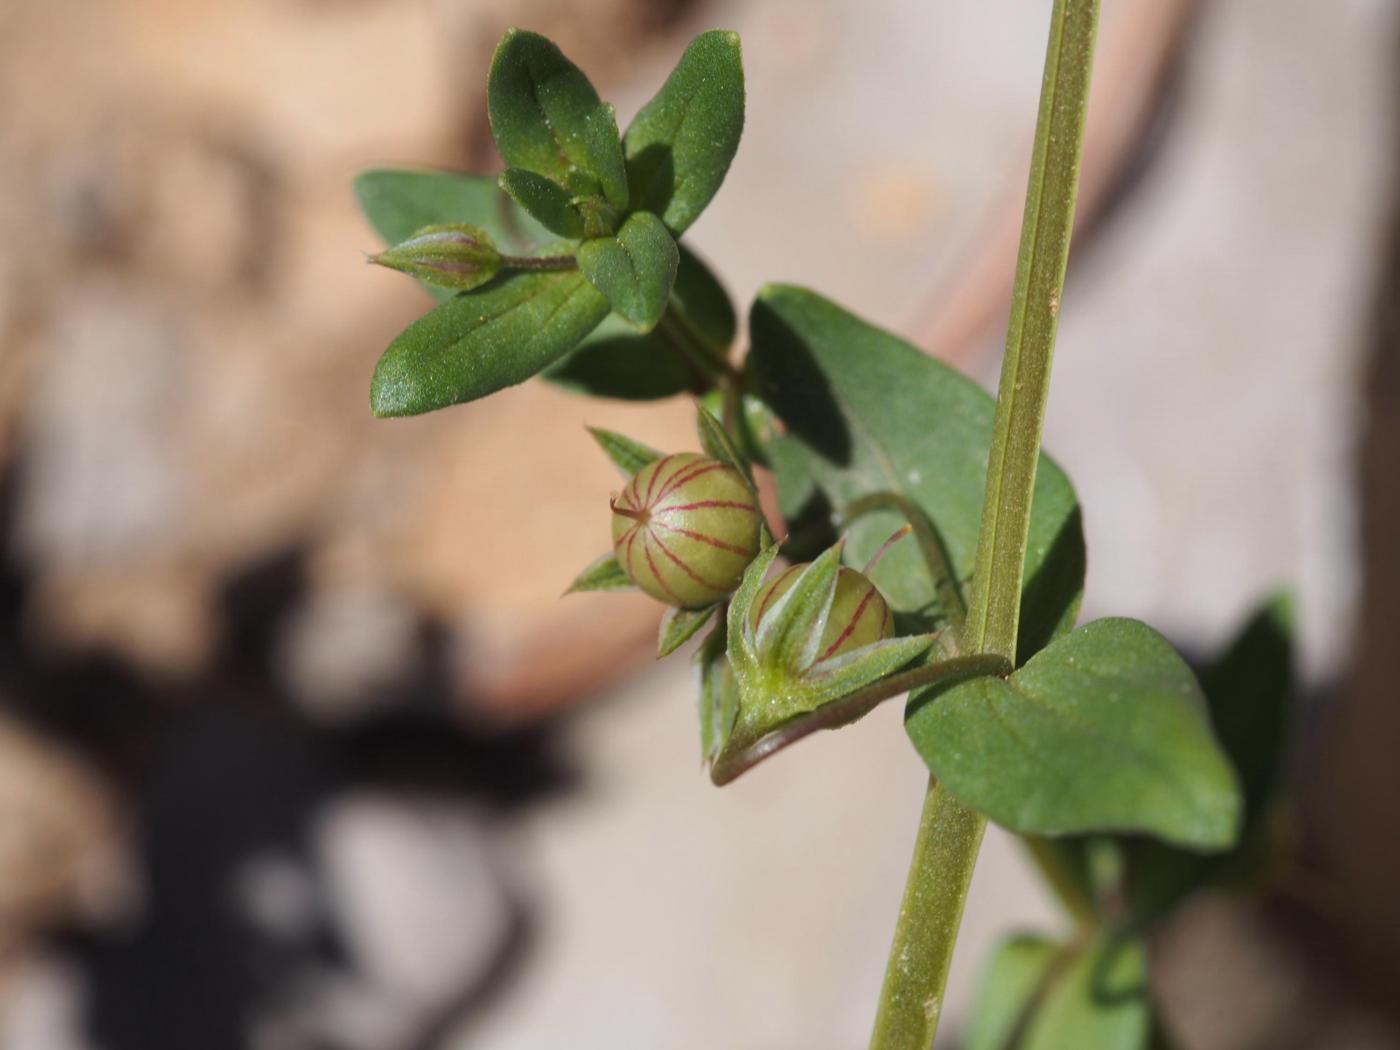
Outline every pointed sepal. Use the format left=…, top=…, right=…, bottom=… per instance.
left=586, top=426, right=662, bottom=477
left=565, top=552, right=636, bottom=594
left=659, top=603, right=719, bottom=658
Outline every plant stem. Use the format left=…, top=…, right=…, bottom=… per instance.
left=501, top=253, right=578, bottom=271
left=870, top=779, right=986, bottom=1047
left=870, top=1, right=1100, bottom=1046
left=709, top=653, right=1007, bottom=785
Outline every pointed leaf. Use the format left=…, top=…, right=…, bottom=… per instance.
left=1022, top=936, right=1150, bottom=1050
left=584, top=103, right=629, bottom=211
left=753, top=543, right=843, bottom=675
left=585, top=426, right=662, bottom=477
left=748, top=285, right=1084, bottom=658
left=488, top=29, right=600, bottom=184
left=565, top=552, right=635, bottom=594
left=906, top=618, right=1242, bottom=849
left=370, top=269, right=608, bottom=417
left=659, top=604, right=718, bottom=658
left=499, top=168, right=584, bottom=238
left=963, top=935, right=1062, bottom=1050
left=696, top=405, right=754, bottom=486
left=624, top=30, right=744, bottom=234
left=577, top=211, right=678, bottom=331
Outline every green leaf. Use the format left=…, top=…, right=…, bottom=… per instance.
left=577, top=212, right=678, bottom=331
left=1118, top=593, right=1296, bottom=925
left=669, top=244, right=737, bottom=354
left=584, top=103, right=629, bottom=212
left=487, top=29, right=600, bottom=184
left=907, top=618, right=1242, bottom=849
left=499, top=168, right=584, bottom=238
left=565, top=552, right=635, bottom=594
left=963, top=935, right=1061, bottom=1050
left=542, top=246, right=736, bottom=400
left=370, top=269, right=608, bottom=417
left=623, top=30, right=744, bottom=234
left=586, top=426, right=662, bottom=477
left=1022, top=936, right=1150, bottom=1050
left=354, top=169, right=546, bottom=250
left=747, top=284, right=1084, bottom=655
left=659, top=604, right=718, bottom=658
left=354, top=169, right=547, bottom=300
left=543, top=245, right=734, bottom=399
left=544, top=315, right=695, bottom=400
left=696, top=406, right=753, bottom=486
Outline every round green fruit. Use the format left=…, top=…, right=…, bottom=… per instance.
left=611, top=453, right=762, bottom=608
left=750, top=563, right=893, bottom=661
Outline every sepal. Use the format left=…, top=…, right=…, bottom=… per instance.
left=565, top=552, right=636, bottom=594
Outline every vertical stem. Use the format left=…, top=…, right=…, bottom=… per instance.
left=870, top=780, right=986, bottom=1047
left=869, top=1, right=1100, bottom=1047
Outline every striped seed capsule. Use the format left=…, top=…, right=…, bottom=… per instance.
left=611, top=453, right=762, bottom=608
left=750, top=564, right=894, bottom=661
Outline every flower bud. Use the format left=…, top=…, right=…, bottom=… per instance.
left=611, top=452, right=761, bottom=608
left=750, top=563, right=893, bottom=662
left=369, top=224, right=502, bottom=291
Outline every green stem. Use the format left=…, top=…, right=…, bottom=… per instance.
left=709, top=653, right=1007, bottom=785
left=870, top=779, right=986, bottom=1047
left=500, top=253, right=578, bottom=271
left=870, top=1, right=1100, bottom=1046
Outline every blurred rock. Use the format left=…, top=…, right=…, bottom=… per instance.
left=0, top=712, right=129, bottom=954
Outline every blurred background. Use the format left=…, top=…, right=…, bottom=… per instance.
left=1, top=0, right=1398, bottom=1047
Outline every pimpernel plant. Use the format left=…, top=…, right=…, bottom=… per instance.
left=355, top=3, right=1296, bottom=1046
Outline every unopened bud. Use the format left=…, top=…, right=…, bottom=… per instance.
left=369, top=224, right=502, bottom=291
left=611, top=452, right=762, bottom=609
left=750, top=563, right=893, bottom=662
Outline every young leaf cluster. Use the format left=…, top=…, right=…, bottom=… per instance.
left=360, top=28, right=744, bottom=418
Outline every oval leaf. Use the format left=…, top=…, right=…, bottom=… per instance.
left=370, top=270, right=608, bottom=417
left=577, top=212, right=678, bottom=331
left=748, top=284, right=1084, bottom=656
left=487, top=29, right=600, bottom=184
left=906, top=618, right=1242, bottom=849
left=354, top=169, right=547, bottom=250
left=623, top=30, right=744, bottom=234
